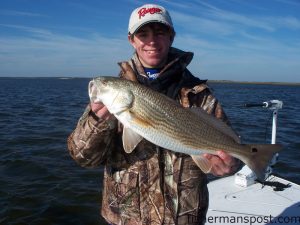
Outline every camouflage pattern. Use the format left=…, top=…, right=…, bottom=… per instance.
left=68, top=48, right=229, bottom=225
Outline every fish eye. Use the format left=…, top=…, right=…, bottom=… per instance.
left=101, top=80, right=108, bottom=86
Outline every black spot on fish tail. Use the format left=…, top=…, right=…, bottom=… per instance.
left=251, top=148, right=258, bottom=153
left=243, top=144, right=282, bottom=181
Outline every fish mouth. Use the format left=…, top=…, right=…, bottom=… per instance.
left=89, top=80, right=101, bottom=103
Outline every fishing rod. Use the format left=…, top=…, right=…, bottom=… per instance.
left=235, top=100, right=283, bottom=187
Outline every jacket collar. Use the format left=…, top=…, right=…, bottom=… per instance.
left=131, top=47, right=194, bottom=77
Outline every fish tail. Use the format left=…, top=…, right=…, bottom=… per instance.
left=243, top=144, right=282, bottom=181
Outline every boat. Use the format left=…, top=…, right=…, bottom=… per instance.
left=205, top=100, right=300, bottom=225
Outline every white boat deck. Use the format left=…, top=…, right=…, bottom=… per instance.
left=205, top=175, right=300, bottom=225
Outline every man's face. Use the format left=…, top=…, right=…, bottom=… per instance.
left=128, top=23, right=173, bottom=68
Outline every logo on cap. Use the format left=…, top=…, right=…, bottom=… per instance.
left=138, top=7, right=162, bottom=19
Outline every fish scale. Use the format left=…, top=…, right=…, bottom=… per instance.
left=136, top=90, right=240, bottom=154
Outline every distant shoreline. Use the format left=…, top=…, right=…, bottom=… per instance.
left=208, top=80, right=300, bottom=86
left=1, top=76, right=300, bottom=86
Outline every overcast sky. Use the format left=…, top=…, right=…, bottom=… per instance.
left=1, top=0, right=300, bottom=82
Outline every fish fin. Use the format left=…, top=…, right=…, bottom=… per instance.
left=190, top=107, right=241, bottom=143
left=242, top=144, right=282, bottom=181
left=122, top=127, right=143, bottom=153
left=191, top=155, right=212, bottom=173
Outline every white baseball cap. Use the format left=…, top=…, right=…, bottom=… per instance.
left=128, top=4, right=174, bottom=34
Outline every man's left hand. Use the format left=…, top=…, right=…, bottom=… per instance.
left=203, top=151, right=240, bottom=176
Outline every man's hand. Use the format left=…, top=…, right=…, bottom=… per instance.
left=203, top=151, right=240, bottom=176
left=90, top=102, right=113, bottom=120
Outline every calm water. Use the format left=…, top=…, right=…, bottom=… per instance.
left=0, top=78, right=299, bottom=225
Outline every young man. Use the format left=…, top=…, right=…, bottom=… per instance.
left=68, top=4, right=240, bottom=225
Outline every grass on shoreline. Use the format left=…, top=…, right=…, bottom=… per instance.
left=1, top=76, right=300, bottom=86
left=208, top=80, right=300, bottom=86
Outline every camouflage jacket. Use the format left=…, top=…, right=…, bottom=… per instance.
left=67, top=48, right=229, bottom=225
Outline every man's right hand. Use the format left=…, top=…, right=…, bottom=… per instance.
left=90, top=102, right=113, bottom=120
